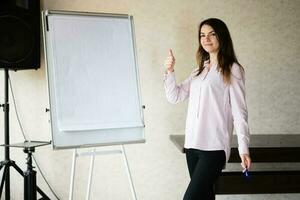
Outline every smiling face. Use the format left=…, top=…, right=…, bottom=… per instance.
left=200, top=24, right=220, bottom=54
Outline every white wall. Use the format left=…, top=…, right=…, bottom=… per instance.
left=0, top=0, right=299, bottom=199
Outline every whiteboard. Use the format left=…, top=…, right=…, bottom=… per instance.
left=42, top=10, right=145, bottom=149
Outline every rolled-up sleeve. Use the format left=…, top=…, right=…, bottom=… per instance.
left=229, top=64, right=250, bottom=155
left=163, top=71, right=191, bottom=104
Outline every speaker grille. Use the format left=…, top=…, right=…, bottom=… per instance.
left=0, top=0, right=40, bottom=70
left=0, top=15, right=34, bottom=64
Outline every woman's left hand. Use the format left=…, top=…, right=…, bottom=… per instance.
left=240, top=154, right=251, bottom=171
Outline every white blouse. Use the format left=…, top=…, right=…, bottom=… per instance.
left=164, top=62, right=250, bottom=162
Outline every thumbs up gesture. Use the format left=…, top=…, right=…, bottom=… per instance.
left=164, top=49, right=175, bottom=73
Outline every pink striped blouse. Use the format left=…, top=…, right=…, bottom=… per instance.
left=164, top=62, right=250, bottom=162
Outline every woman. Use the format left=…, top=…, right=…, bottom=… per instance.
left=163, top=18, right=251, bottom=200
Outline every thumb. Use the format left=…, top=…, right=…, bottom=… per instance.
left=169, top=49, right=174, bottom=57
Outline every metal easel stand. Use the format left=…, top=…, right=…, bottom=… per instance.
left=68, top=145, right=137, bottom=200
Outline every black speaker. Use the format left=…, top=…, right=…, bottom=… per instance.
left=0, top=0, right=40, bottom=70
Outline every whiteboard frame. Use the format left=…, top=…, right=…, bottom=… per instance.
left=42, top=10, right=145, bottom=149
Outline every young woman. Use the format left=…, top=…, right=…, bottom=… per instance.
left=164, top=18, right=251, bottom=200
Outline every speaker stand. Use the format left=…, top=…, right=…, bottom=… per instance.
left=0, top=67, right=17, bottom=200
left=0, top=68, right=49, bottom=199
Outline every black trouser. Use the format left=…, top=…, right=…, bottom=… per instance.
left=183, top=149, right=225, bottom=200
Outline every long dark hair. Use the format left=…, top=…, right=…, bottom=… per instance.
left=196, top=18, right=241, bottom=83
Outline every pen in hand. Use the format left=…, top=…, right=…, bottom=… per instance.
left=243, top=168, right=250, bottom=178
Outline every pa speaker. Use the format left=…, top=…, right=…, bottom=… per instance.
left=0, top=0, right=40, bottom=70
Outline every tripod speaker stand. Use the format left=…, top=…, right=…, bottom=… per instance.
left=0, top=67, right=22, bottom=200
left=0, top=68, right=50, bottom=199
left=0, top=0, right=42, bottom=198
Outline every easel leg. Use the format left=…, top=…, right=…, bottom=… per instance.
left=86, top=148, right=96, bottom=200
left=69, top=149, right=77, bottom=200
left=122, top=145, right=137, bottom=200
left=68, top=147, right=138, bottom=200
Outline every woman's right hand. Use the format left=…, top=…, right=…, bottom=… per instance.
left=164, top=49, right=175, bottom=73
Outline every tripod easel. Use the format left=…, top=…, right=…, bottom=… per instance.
left=0, top=67, right=50, bottom=199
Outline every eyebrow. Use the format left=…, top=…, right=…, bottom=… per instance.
left=200, top=31, right=215, bottom=34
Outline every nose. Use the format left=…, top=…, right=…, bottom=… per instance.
left=204, top=35, right=210, bottom=42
